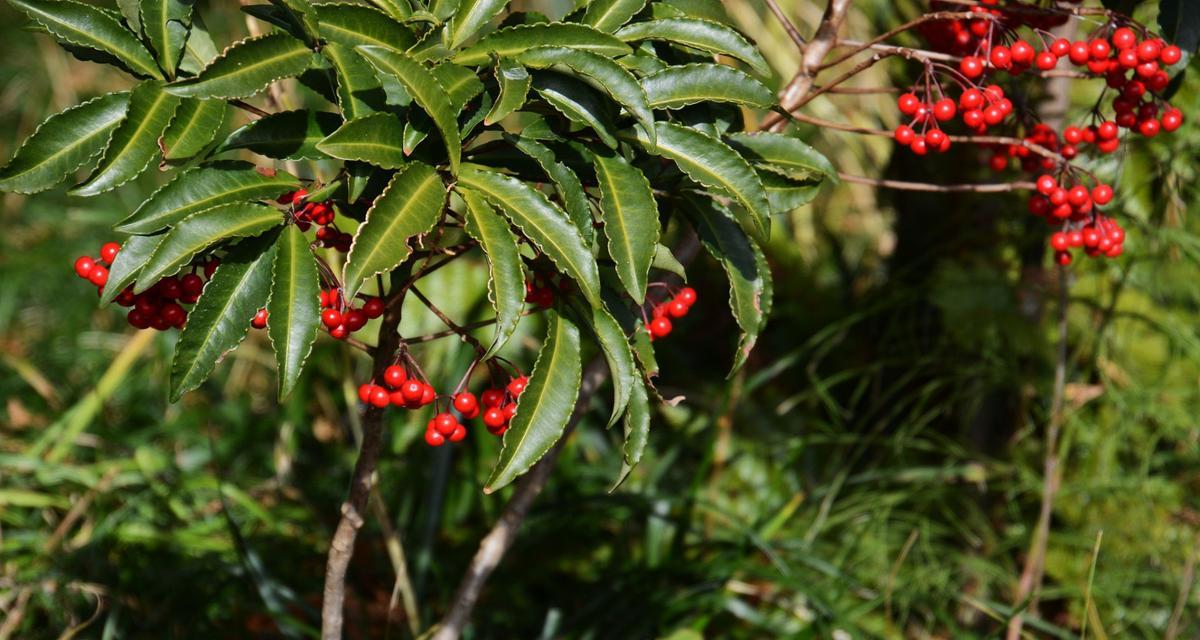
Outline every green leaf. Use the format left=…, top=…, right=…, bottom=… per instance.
left=217, top=110, right=343, bottom=160
left=591, top=146, right=659, bottom=302
left=117, top=161, right=299, bottom=234
left=140, top=0, right=193, bottom=78
left=614, top=18, right=769, bottom=75
left=316, top=113, right=409, bottom=168
left=517, top=46, right=654, bottom=146
left=680, top=194, right=768, bottom=374
left=1160, top=0, right=1200, bottom=52
left=315, top=3, right=417, bottom=50
left=642, top=63, right=774, bottom=110
left=343, top=162, right=446, bottom=298
left=428, top=0, right=459, bottom=21
left=71, top=81, right=181, bottom=196
left=356, top=45, right=461, bottom=173
left=170, top=232, right=278, bottom=401
left=433, top=61, right=485, bottom=109
left=568, top=297, right=635, bottom=428
left=323, top=43, right=389, bottom=119
left=725, top=131, right=838, bottom=184
left=179, top=9, right=218, bottom=75
left=0, top=92, right=129, bottom=194
left=460, top=189, right=524, bottom=359
left=629, top=121, right=770, bottom=237
left=99, top=232, right=164, bottom=306
left=365, top=0, right=412, bottom=21
left=759, top=171, right=821, bottom=214
left=446, top=0, right=507, bottom=49
left=485, top=309, right=582, bottom=492
left=531, top=72, right=618, bottom=148
left=161, top=98, right=226, bottom=161
left=458, top=163, right=602, bottom=308
left=9, top=0, right=162, bottom=79
left=166, top=33, right=319, bottom=99
left=136, top=203, right=284, bottom=291
left=612, top=378, right=649, bottom=488
left=116, top=0, right=141, bottom=32
left=453, top=22, right=632, bottom=66
left=581, top=0, right=646, bottom=33
left=270, top=0, right=321, bottom=44
left=506, top=135, right=595, bottom=246
left=651, top=243, right=687, bottom=278
left=484, top=58, right=530, bottom=125
left=267, top=225, right=321, bottom=400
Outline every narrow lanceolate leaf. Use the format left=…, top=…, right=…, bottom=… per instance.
left=760, top=171, right=821, bottom=214
left=642, top=64, right=774, bottom=110
left=140, top=0, right=193, bottom=78
left=161, top=98, right=226, bottom=161
left=0, top=92, right=128, bottom=194
left=507, top=135, right=594, bottom=246
left=365, top=0, right=412, bottom=21
left=591, top=147, right=659, bottom=302
left=652, top=243, right=687, bottom=279
left=170, top=233, right=277, bottom=401
left=117, top=161, right=299, bottom=234
left=217, top=110, right=343, bottom=160
left=429, top=0, right=459, bottom=20
left=270, top=0, right=320, bottom=43
left=630, top=121, right=770, bottom=237
left=179, top=9, right=219, bottom=75
left=268, top=225, right=321, bottom=400
left=166, top=33, right=319, bottom=99
left=317, top=113, right=408, bottom=168
left=446, top=0, right=506, bottom=49
left=612, top=379, right=650, bottom=489
left=724, top=132, right=838, bottom=184
left=485, top=58, right=530, bottom=125
left=116, top=0, right=141, bottom=32
left=458, top=164, right=602, bottom=308
left=569, top=298, right=635, bottom=428
left=453, top=23, right=632, bottom=65
left=531, top=73, right=618, bottom=148
left=323, top=43, right=388, bottom=119
left=9, top=0, right=162, bottom=79
left=71, top=81, right=181, bottom=196
left=356, top=46, right=461, bottom=173
left=99, top=232, right=164, bottom=306
left=614, top=18, right=770, bottom=75
left=680, top=194, right=768, bottom=374
left=315, top=3, right=416, bottom=51
left=460, top=189, right=524, bottom=359
left=582, top=0, right=646, bottom=33
left=343, top=163, right=446, bottom=298
left=433, top=62, right=485, bottom=109
left=485, top=310, right=583, bottom=492
left=517, top=47, right=654, bottom=145
left=136, top=203, right=283, bottom=291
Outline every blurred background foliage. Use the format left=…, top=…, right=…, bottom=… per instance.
left=2, top=0, right=1199, bottom=638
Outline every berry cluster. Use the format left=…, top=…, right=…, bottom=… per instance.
left=894, top=83, right=1012, bottom=155
left=357, top=365, right=437, bottom=411
left=918, top=0, right=1073, bottom=56
left=525, top=273, right=571, bottom=309
left=317, top=290, right=386, bottom=340
left=647, top=287, right=697, bottom=340
left=279, top=189, right=352, bottom=253
left=74, top=242, right=220, bottom=331
left=1031, top=174, right=1124, bottom=262
left=73, top=242, right=121, bottom=290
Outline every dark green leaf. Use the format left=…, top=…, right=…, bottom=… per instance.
left=460, top=189, right=524, bottom=359
left=141, top=0, right=193, bottom=78
left=759, top=171, right=821, bottom=214
left=161, top=98, right=226, bottom=161
left=323, top=43, right=389, bottom=119
left=267, top=225, right=321, bottom=400
left=71, top=81, right=181, bottom=196
left=531, top=72, right=618, bottom=148
left=446, top=0, right=507, bottom=49
left=1159, top=0, right=1200, bottom=52
left=581, top=0, right=646, bottom=33
left=453, top=22, right=632, bottom=65
left=434, top=61, right=485, bottom=109
left=568, top=297, right=635, bottom=428
left=651, top=243, right=687, bottom=278
left=316, top=113, right=409, bottom=168
left=591, top=146, right=659, bottom=301
left=507, top=135, right=595, bottom=246
left=642, top=63, right=774, bottom=110
left=10, top=0, right=162, bottom=79
left=485, top=309, right=583, bottom=492
left=166, top=33, right=320, bottom=99
left=0, top=92, right=129, bottom=194
left=116, top=0, right=141, bottom=32
left=614, top=18, right=769, bottom=75
left=316, top=3, right=417, bottom=50
left=612, top=378, right=649, bottom=488
left=429, top=0, right=459, bottom=21
left=179, top=9, right=218, bottom=75
left=725, top=131, right=838, bottom=184
left=656, top=0, right=731, bottom=25
left=217, top=110, right=343, bottom=160
left=99, top=232, right=165, bottom=306
left=343, top=162, right=446, bottom=298
left=269, top=0, right=320, bottom=44
left=484, top=58, right=530, bottom=125
left=364, top=0, right=412, bottom=21
left=136, top=203, right=283, bottom=291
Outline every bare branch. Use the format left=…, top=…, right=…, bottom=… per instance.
left=838, top=173, right=1036, bottom=193
left=765, top=0, right=806, bottom=50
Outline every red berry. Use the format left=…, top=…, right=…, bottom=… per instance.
left=897, top=93, right=921, bottom=115
left=933, top=98, right=957, bottom=121
left=1035, top=51, right=1058, bottom=71
left=99, top=242, right=121, bottom=263
left=925, top=129, right=947, bottom=149
left=989, top=45, right=1012, bottom=70
left=507, top=376, right=528, bottom=397
left=251, top=308, right=268, bottom=329
left=161, top=302, right=187, bottom=327
left=894, top=125, right=916, bottom=146
left=1112, top=28, right=1136, bottom=50
left=1138, top=40, right=1162, bottom=62
left=1050, top=232, right=1070, bottom=251
left=677, top=287, right=697, bottom=306
left=1055, top=251, right=1073, bottom=266
left=910, top=137, right=928, bottom=155
left=383, top=365, right=407, bottom=388
left=983, top=105, right=1005, bottom=125
left=1068, top=185, right=1091, bottom=208
left=128, top=309, right=152, bottom=329
left=503, top=403, right=518, bottom=420
left=483, top=407, right=506, bottom=428
left=481, top=388, right=504, bottom=408
left=433, top=413, right=458, bottom=436
left=1162, top=109, right=1184, bottom=132
left=344, top=308, right=367, bottom=332
left=425, top=427, right=446, bottom=447
left=1063, top=126, right=1083, bottom=145
left=329, top=324, right=348, bottom=340
left=370, top=386, right=391, bottom=408
left=649, top=316, right=673, bottom=339
left=321, top=308, right=343, bottom=329
left=449, top=424, right=467, bottom=442
left=1161, top=44, right=1183, bottom=65
left=960, top=56, right=984, bottom=78
left=362, top=297, right=385, bottom=319
left=962, top=109, right=984, bottom=128
left=1011, top=41, right=1035, bottom=65
left=453, top=392, right=478, bottom=415
left=959, top=89, right=984, bottom=110
left=74, top=256, right=95, bottom=278
left=1071, top=41, right=1093, bottom=66
left=666, top=300, right=689, bottom=318
left=358, top=384, right=373, bottom=403
left=1097, top=121, right=1119, bottom=140
left=1092, top=184, right=1114, bottom=205
left=1036, top=175, right=1058, bottom=195
left=88, top=264, right=109, bottom=287
left=420, top=383, right=436, bottom=406
left=181, top=273, right=204, bottom=296
left=203, top=259, right=220, bottom=279
left=400, top=380, right=423, bottom=403
left=1138, top=118, right=1161, bottom=137
left=1050, top=39, right=1071, bottom=58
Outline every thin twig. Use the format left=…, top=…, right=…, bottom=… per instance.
left=765, top=0, right=807, bottom=50
left=772, top=0, right=855, bottom=132
left=406, top=309, right=545, bottom=345
left=227, top=99, right=272, bottom=119
left=820, top=11, right=983, bottom=70
left=838, top=173, right=1036, bottom=193
left=409, top=286, right=487, bottom=355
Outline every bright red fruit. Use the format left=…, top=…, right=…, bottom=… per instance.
left=383, top=365, right=407, bottom=388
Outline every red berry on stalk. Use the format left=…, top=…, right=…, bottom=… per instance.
left=1161, top=45, right=1183, bottom=65
left=481, top=388, right=504, bottom=408
left=503, top=403, right=518, bottom=420
left=358, top=384, right=373, bottom=403
left=989, top=45, right=1012, bottom=70
left=894, top=125, right=915, bottom=145
left=910, top=137, right=928, bottom=156
left=1092, top=184, right=1114, bottom=205
left=960, top=56, right=984, bottom=78
left=1138, top=118, right=1161, bottom=137
left=483, top=407, right=506, bottom=428
left=449, top=424, right=467, bottom=442
left=649, top=316, right=673, bottom=339
left=1068, top=185, right=1091, bottom=208
left=677, top=287, right=697, bottom=306
left=1050, top=232, right=1070, bottom=251
left=434, top=413, right=458, bottom=436
left=400, top=380, right=424, bottom=403
left=1011, top=41, right=1035, bottom=65
left=897, top=93, right=921, bottom=115
left=925, top=129, right=947, bottom=149
left=88, top=265, right=109, bottom=287
left=1035, top=51, right=1058, bottom=70
left=959, top=89, right=984, bottom=110
left=329, top=324, right=348, bottom=340
left=128, top=309, right=152, bottom=329
left=1055, top=251, right=1073, bottom=266
left=1138, top=40, right=1162, bottom=62
left=1063, top=126, right=1083, bottom=145
left=1036, top=175, right=1057, bottom=195
left=181, top=273, right=204, bottom=296
left=454, top=392, right=478, bottom=415
left=962, top=109, right=984, bottom=128
left=370, top=386, right=391, bottom=408
left=1050, top=39, right=1071, bottom=58
left=1112, top=27, right=1136, bottom=50
left=1162, top=109, right=1184, bottom=132
left=420, top=383, right=436, bottom=407
left=507, top=376, right=528, bottom=397
left=383, top=365, right=407, bottom=388
left=321, top=308, right=343, bottom=328
left=362, top=297, right=385, bottom=319
left=933, top=98, right=957, bottom=121
left=666, top=300, right=689, bottom=318
left=344, top=308, right=367, bottom=332
left=251, top=308, right=268, bottom=329
left=100, top=242, right=121, bottom=263
left=74, top=256, right=95, bottom=278
left=425, top=427, right=446, bottom=447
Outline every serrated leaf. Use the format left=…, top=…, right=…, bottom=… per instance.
left=141, top=0, right=193, bottom=79
left=531, top=72, right=618, bottom=148
left=601, top=285, right=657, bottom=377
left=343, top=162, right=446, bottom=298
left=591, top=146, right=658, bottom=302
left=453, top=22, right=632, bottom=65
left=617, top=46, right=668, bottom=75
left=365, top=0, right=412, bottom=21
left=170, top=232, right=277, bottom=401
left=323, top=43, right=389, bottom=119
left=629, top=121, right=770, bottom=237
left=568, top=297, right=635, bottom=428
left=71, top=81, right=181, bottom=196
left=161, top=98, right=226, bottom=161
left=759, top=171, right=821, bottom=214
left=117, top=161, right=299, bottom=234
left=517, top=46, right=654, bottom=145
left=429, top=0, right=459, bottom=21
left=270, top=0, right=320, bottom=44
left=581, top=0, right=646, bottom=33
left=484, top=58, right=530, bottom=124
left=10, top=0, right=162, bottom=79
left=506, top=135, right=594, bottom=246
left=680, top=194, right=767, bottom=374
left=0, top=92, right=129, bottom=194
left=446, top=0, right=506, bottom=49
left=656, top=0, right=731, bottom=24
left=725, top=131, right=837, bottom=184
left=356, top=45, right=461, bottom=173
left=642, top=63, right=774, bottom=110
left=614, top=18, right=769, bottom=75
left=136, top=203, right=284, bottom=291
left=179, top=9, right=218, bottom=75
left=116, top=0, right=141, bottom=32
left=612, top=378, right=649, bottom=489
left=316, top=113, right=409, bottom=168
left=458, top=163, right=602, bottom=307
left=217, top=110, right=343, bottom=160
left=267, top=225, right=321, bottom=400
left=166, top=33, right=319, bottom=99
left=99, top=232, right=164, bottom=306
left=316, top=3, right=417, bottom=50
left=434, top=61, right=485, bottom=109
left=460, top=189, right=524, bottom=359
left=485, top=309, right=582, bottom=492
